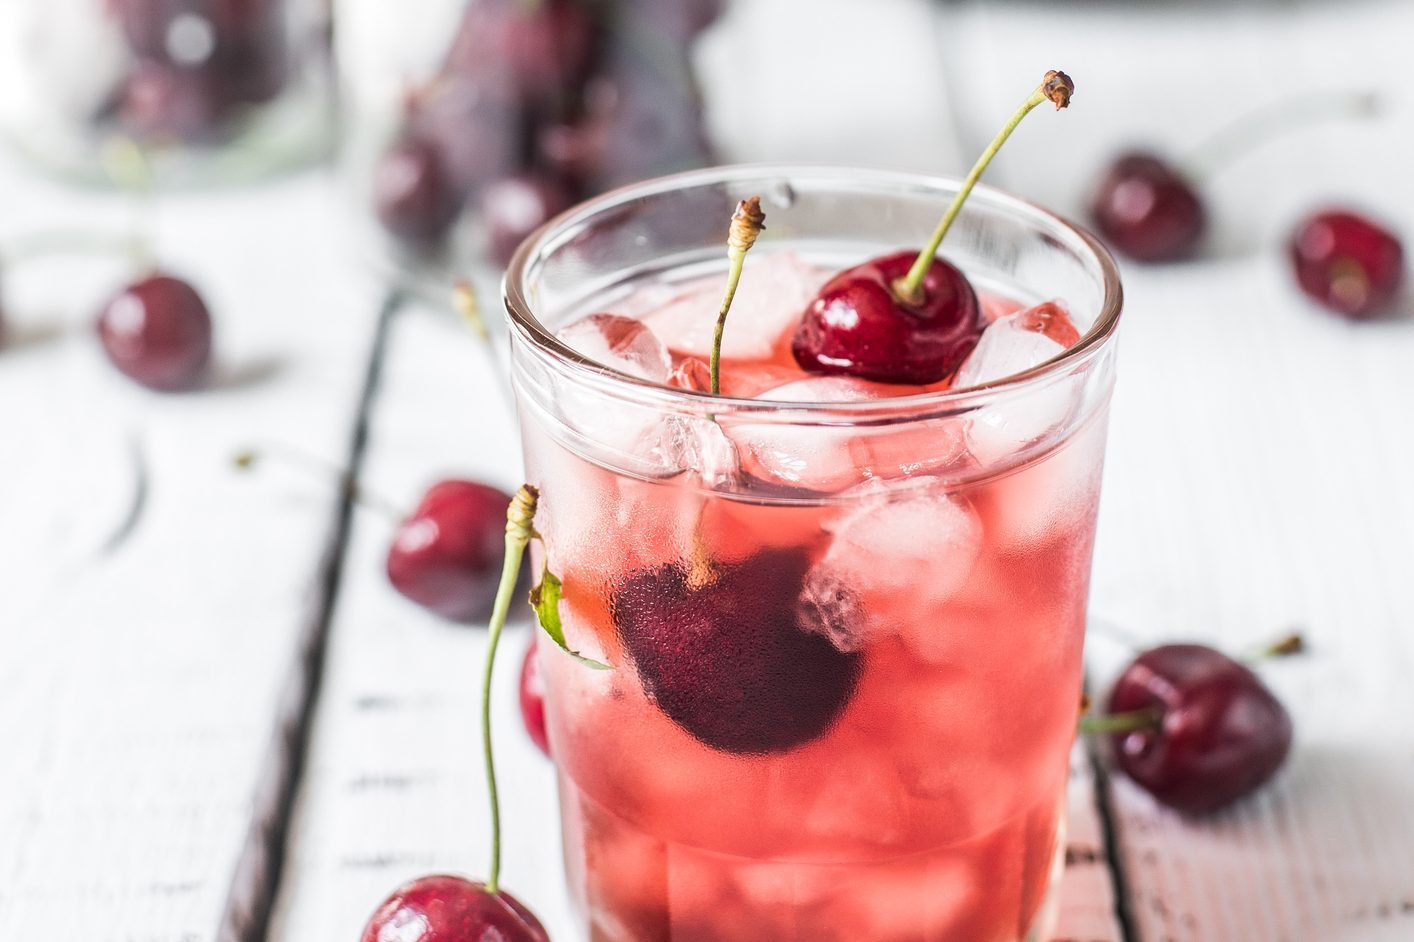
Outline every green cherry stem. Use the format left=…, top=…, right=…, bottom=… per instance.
left=482, top=484, right=539, bottom=895
left=1182, top=90, right=1379, bottom=185
left=1242, top=630, right=1306, bottom=665
left=709, top=196, right=766, bottom=395
left=1078, top=707, right=1162, bottom=736
left=894, top=69, right=1074, bottom=306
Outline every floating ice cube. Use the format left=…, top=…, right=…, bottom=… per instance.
left=799, top=484, right=981, bottom=653
left=728, top=376, right=892, bottom=492
left=953, top=301, right=1079, bottom=466
left=558, top=312, right=674, bottom=382
left=642, top=251, right=828, bottom=360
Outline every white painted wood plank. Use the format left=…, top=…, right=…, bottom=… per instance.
left=0, top=159, right=381, bottom=939
left=944, top=1, right=1414, bottom=939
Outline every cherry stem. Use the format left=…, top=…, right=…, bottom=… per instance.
left=482, top=484, right=539, bottom=895
left=895, top=70, right=1073, bottom=305
left=1182, top=90, right=1379, bottom=185
left=100, top=136, right=157, bottom=271
left=452, top=279, right=516, bottom=415
left=1242, top=630, right=1306, bottom=665
left=1078, top=707, right=1162, bottom=735
left=709, top=196, right=766, bottom=395
left=232, top=446, right=404, bottom=522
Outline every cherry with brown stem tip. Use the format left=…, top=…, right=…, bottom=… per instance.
left=1289, top=208, right=1404, bottom=319
left=361, top=487, right=556, bottom=942
left=1091, top=91, right=1379, bottom=263
left=791, top=70, right=1073, bottom=385
left=97, top=272, right=213, bottom=391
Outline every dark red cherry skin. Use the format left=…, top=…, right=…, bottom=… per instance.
left=519, top=642, right=550, bottom=757
left=480, top=171, right=576, bottom=268
left=1289, top=209, right=1405, bottom=319
left=119, top=62, right=235, bottom=141
left=374, top=135, right=465, bottom=247
left=791, top=250, right=985, bottom=384
left=360, top=875, right=548, bottom=942
left=445, top=0, right=595, bottom=103
left=1107, top=644, right=1292, bottom=815
left=1091, top=151, right=1206, bottom=262
left=97, top=274, right=213, bottom=391
left=611, top=549, right=861, bottom=754
left=386, top=480, right=512, bottom=623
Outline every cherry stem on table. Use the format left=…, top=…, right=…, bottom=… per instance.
left=481, top=485, right=539, bottom=895
left=1181, top=90, right=1379, bottom=185
left=1078, top=707, right=1162, bottom=735
left=1243, top=630, right=1307, bottom=665
left=709, top=196, right=766, bottom=395
left=231, top=445, right=405, bottom=522
left=894, top=70, right=1073, bottom=306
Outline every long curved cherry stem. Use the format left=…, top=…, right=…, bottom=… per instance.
left=895, top=69, right=1074, bottom=305
left=232, top=445, right=404, bottom=521
left=482, top=485, right=539, bottom=894
left=709, top=196, right=765, bottom=395
left=1182, top=90, right=1378, bottom=185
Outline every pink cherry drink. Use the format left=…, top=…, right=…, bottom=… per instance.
left=504, top=167, right=1121, bottom=941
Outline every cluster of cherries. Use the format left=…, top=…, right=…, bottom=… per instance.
left=104, top=0, right=289, bottom=143
left=1091, top=99, right=1405, bottom=319
left=373, top=0, right=719, bottom=263
left=359, top=70, right=1305, bottom=941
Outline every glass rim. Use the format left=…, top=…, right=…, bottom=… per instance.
left=502, top=163, right=1123, bottom=419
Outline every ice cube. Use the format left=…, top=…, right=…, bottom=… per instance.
left=552, top=314, right=682, bottom=472
left=953, top=301, right=1079, bottom=466
left=799, top=484, right=981, bottom=653
left=728, top=376, right=893, bottom=492
left=642, top=251, right=828, bottom=360
left=558, top=312, right=674, bottom=382
left=954, top=301, right=1073, bottom=389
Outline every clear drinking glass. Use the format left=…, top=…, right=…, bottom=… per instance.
left=504, top=165, right=1122, bottom=941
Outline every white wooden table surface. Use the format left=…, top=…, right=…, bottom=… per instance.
left=4, top=1, right=1413, bottom=940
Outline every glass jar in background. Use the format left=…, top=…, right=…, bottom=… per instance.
left=337, top=0, right=721, bottom=276
left=0, top=0, right=332, bottom=185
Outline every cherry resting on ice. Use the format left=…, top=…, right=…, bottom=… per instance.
left=791, top=70, right=1073, bottom=384
left=1105, top=643, right=1293, bottom=814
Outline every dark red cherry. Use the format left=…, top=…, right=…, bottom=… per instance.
left=374, top=135, right=465, bottom=247
left=386, top=480, right=513, bottom=623
left=1289, top=209, right=1404, bottom=319
left=1091, top=151, right=1206, bottom=262
left=360, top=874, right=548, bottom=942
left=480, top=171, right=576, bottom=268
left=1107, top=644, right=1292, bottom=815
left=791, top=250, right=985, bottom=384
left=445, top=0, right=595, bottom=103
left=610, top=549, right=861, bottom=754
left=519, top=642, right=549, bottom=757
left=97, top=273, right=213, bottom=391
left=536, top=65, right=712, bottom=192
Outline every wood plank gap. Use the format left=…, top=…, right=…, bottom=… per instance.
left=214, top=289, right=406, bottom=942
left=1084, top=729, right=1140, bottom=942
